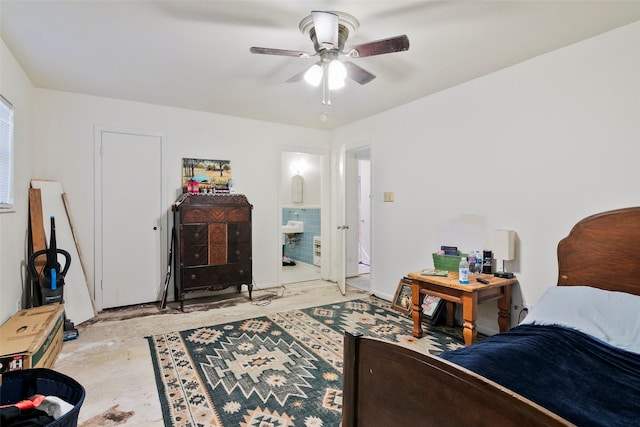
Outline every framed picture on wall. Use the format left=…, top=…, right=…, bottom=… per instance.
left=391, top=277, right=413, bottom=315
left=182, top=158, right=231, bottom=193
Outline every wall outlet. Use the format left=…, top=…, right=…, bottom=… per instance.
left=513, top=303, right=532, bottom=323
left=514, top=304, right=534, bottom=313
left=15, top=298, right=21, bottom=311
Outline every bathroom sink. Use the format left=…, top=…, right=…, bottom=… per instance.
left=282, top=220, right=304, bottom=234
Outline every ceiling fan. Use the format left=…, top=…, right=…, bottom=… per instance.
left=250, top=10, right=410, bottom=105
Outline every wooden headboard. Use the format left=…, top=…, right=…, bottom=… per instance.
left=557, top=206, right=640, bottom=296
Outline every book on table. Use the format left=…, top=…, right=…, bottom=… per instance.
left=420, top=268, right=449, bottom=277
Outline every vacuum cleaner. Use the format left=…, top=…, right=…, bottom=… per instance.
left=28, top=216, right=79, bottom=340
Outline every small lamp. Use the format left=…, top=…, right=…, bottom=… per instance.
left=494, top=229, right=515, bottom=278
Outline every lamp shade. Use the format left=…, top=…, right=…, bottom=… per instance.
left=494, top=229, right=515, bottom=261
left=328, top=60, right=347, bottom=90
left=304, top=64, right=323, bottom=87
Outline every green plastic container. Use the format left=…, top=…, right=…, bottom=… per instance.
left=432, top=252, right=468, bottom=272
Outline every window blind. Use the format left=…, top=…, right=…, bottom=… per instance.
left=0, top=95, right=14, bottom=209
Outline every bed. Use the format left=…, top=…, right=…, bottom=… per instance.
left=342, top=207, right=640, bottom=427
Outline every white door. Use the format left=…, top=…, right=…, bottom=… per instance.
left=345, top=149, right=360, bottom=277
left=96, top=129, right=164, bottom=308
left=358, top=159, right=371, bottom=268
left=336, top=144, right=347, bottom=294
left=338, top=145, right=372, bottom=291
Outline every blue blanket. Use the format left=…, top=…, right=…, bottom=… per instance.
left=439, top=325, right=640, bottom=427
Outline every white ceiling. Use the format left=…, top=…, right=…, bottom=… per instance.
left=2, top=1, right=639, bottom=130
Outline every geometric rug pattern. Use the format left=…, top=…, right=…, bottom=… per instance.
left=147, top=295, right=465, bottom=426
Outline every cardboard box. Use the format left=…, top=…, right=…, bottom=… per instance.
left=0, top=304, right=64, bottom=373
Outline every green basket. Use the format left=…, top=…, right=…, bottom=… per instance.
left=432, top=253, right=468, bottom=272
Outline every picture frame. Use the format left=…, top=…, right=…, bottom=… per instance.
left=421, top=294, right=444, bottom=325
left=182, top=158, right=232, bottom=193
left=391, top=277, right=413, bottom=315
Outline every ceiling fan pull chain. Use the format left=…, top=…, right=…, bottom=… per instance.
left=322, top=69, right=331, bottom=105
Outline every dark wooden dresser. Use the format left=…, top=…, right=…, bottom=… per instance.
left=172, top=194, right=253, bottom=309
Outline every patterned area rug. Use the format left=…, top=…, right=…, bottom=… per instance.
left=147, top=296, right=465, bottom=427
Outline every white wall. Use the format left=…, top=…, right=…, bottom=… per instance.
left=0, top=40, right=36, bottom=324
left=334, top=21, right=640, bottom=333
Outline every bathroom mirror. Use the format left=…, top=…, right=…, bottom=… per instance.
left=292, top=175, right=303, bottom=203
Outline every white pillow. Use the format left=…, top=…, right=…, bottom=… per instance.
left=520, top=285, right=640, bottom=355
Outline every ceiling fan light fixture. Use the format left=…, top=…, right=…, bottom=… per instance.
left=304, top=64, right=323, bottom=87
left=328, top=60, right=347, bottom=90
left=251, top=10, right=409, bottom=104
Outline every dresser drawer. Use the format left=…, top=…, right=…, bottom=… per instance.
left=182, top=245, right=209, bottom=267
left=182, top=224, right=208, bottom=246
left=180, top=262, right=251, bottom=290
left=221, top=262, right=252, bottom=283
left=227, top=223, right=251, bottom=243
left=228, top=243, right=251, bottom=263
left=181, top=265, right=225, bottom=290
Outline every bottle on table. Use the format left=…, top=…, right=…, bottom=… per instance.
left=459, top=257, right=470, bottom=284
left=468, top=252, right=477, bottom=274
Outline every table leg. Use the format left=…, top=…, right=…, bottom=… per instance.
left=461, top=292, right=478, bottom=346
left=497, top=284, right=512, bottom=332
left=411, top=281, right=423, bottom=338
left=445, top=302, right=455, bottom=326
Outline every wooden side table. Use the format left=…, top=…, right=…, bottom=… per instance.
left=407, top=271, right=516, bottom=346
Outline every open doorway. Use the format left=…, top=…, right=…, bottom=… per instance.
left=345, top=147, right=371, bottom=291
left=280, top=150, right=323, bottom=284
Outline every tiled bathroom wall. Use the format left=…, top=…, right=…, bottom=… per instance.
left=282, top=208, right=320, bottom=265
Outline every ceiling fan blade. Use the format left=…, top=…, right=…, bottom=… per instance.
left=311, top=11, right=339, bottom=49
left=250, top=47, right=312, bottom=58
left=343, top=61, right=376, bottom=85
left=285, top=67, right=310, bottom=83
left=346, top=34, right=410, bottom=58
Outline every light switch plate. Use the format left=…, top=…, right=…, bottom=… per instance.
left=383, top=192, right=394, bottom=202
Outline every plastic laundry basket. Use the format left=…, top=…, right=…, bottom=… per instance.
left=0, top=368, right=86, bottom=427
